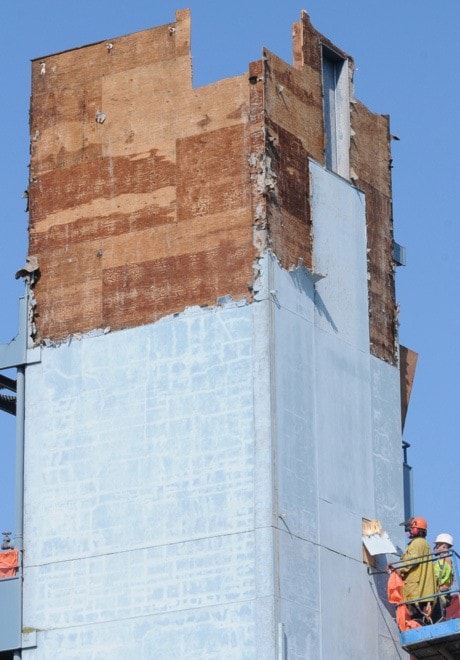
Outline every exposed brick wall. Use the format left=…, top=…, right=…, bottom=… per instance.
left=29, top=10, right=255, bottom=341
left=265, top=116, right=311, bottom=269
left=28, top=8, right=398, bottom=363
left=262, top=49, right=323, bottom=271
left=350, top=101, right=396, bottom=363
left=290, top=11, right=397, bottom=365
left=248, top=60, right=267, bottom=263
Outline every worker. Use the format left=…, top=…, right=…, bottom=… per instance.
left=434, top=533, right=454, bottom=609
left=397, top=517, right=437, bottom=624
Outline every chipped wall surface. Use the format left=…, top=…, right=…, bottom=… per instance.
left=350, top=101, right=396, bottom=364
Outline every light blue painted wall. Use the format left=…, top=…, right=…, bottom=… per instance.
left=20, top=164, right=406, bottom=658
left=272, top=163, right=405, bottom=658
left=22, top=301, right=275, bottom=659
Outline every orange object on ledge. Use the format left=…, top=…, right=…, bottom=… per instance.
left=0, top=549, right=19, bottom=578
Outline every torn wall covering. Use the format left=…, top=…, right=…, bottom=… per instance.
left=28, top=9, right=397, bottom=363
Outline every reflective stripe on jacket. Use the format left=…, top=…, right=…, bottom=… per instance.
left=434, top=557, right=453, bottom=590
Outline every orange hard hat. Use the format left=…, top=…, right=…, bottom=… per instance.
left=410, top=517, right=428, bottom=531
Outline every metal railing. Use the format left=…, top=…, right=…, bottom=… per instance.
left=390, top=549, right=460, bottom=614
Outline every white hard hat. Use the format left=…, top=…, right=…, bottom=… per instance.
left=435, top=533, right=454, bottom=546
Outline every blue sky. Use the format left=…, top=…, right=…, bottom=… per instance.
left=1, top=1, right=458, bottom=550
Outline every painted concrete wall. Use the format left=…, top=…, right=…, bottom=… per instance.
left=20, top=166, right=405, bottom=658
left=22, top=300, right=275, bottom=659
left=273, top=163, right=405, bottom=658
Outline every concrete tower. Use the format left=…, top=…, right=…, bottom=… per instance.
left=0, top=9, right=415, bottom=659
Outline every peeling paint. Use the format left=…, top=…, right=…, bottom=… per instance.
left=256, top=154, right=277, bottom=196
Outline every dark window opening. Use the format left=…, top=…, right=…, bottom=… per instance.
left=322, top=45, right=349, bottom=176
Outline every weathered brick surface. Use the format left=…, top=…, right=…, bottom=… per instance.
left=265, top=116, right=311, bottom=269
left=262, top=50, right=322, bottom=271
left=350, top=101, right=396, bottom=363
left=29, top=10, right=255, bottom=341
left=102, top=238, right=251, bottom=327
left=28, top=8, right=397, bottom=364
left=291, top=12, right=397, bottom=364
left=176, top=125, right=249, bottom=220
left=265, top=50, right=324, bottom=164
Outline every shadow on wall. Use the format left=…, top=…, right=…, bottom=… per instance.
left=314, top=289, right=338, bottom=334
left=288, top=266, right=313, bottom=296
left=369, top=568, right=396, bottom=620
left=287, top=267, right=338, bottom=333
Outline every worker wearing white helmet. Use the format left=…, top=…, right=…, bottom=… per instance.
left=435, top=533, right=454, bottom=548
left=434, top=533, right=454, bottom=607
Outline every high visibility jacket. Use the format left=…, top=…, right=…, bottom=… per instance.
left=398, top=537, right=436, bottom=603
left=434, top=557, right=453, bottom=590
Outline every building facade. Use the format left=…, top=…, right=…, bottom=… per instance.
left=1, top=9, right=414, bottom=658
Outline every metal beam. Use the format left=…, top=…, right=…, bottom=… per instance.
left=0, top=373, right=16, bottom=392
left=435, top=646, right=455, bottom=660
left=0, top=393, right=16, bottom=415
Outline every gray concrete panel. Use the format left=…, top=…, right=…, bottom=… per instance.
left=270, top=165, right=404, bottom=657
left=370, top=356, right=406, bottom=553
left=278, top=596, right=321, bottom=660
left=318, top=500, right=363, bottom=561
left=273, top=260, right=318, bottom=542
left=22, top=302, right=274, bottom=658
left=0, top=576, right=21, bottom=651
left=320, top=550, right=379, bottom=659
left=310, top=162, right=369, bottom=352
left=277, top=530, right=319, bottom=609
left=315, top=328, right=374, bottom=513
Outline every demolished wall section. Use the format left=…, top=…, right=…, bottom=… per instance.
left=28, top=9, right=256, bottom=341
left=263, top=50, right=323, bottom=270
left=350, top=101, right=396, bottom=364
left=248, top=59, right=268, bottom=269
left=290, top=11, right=397, bottom=365
left=27, top=8, right=398, bottom=364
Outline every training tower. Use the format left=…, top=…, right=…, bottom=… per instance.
left=0, top=9, right=415, bottom=659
